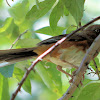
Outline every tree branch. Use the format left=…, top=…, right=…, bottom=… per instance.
left=10, top=30, right=28, bottom=49
left=10, top=16, right=100, bottom=100
left=6, top=0, right=11, bottom=7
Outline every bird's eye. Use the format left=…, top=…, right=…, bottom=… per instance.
left=94, top=29, right=100, bottom=34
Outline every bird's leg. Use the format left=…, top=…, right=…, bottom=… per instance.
left=56, top=63, right=84, bottom=84
left=61, top=60, right=85, bottom=79
left=56, top=60, right=78, bottom=83
left=57, top=59, right=86, bottom=84
left=57, top=65, right=76, bottom=83
left=56, top=65, right=72, bottom=78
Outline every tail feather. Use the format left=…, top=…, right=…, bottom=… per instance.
left=0, top=47, right=38, bottom=67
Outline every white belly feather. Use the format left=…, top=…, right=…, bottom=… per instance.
left=49, top=46, right=85, bottom=69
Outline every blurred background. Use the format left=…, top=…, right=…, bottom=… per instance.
left=0, top=0, right=100, bottom=100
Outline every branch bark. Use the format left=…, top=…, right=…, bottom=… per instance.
left=6, top=0, right=11, bottom=7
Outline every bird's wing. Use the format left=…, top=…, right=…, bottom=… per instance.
left=37, top=33, right=87, bottom=46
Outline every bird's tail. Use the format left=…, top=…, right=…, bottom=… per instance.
left=0, top=47, right=38, bottom=67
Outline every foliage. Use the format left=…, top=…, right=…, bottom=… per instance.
left=0, top=0, right=99, bottom=100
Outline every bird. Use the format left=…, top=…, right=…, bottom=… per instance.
left=0, top=25, right=100, bottom=78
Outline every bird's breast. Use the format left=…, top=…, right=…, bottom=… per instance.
left=49, top=45, right=86, bottom=68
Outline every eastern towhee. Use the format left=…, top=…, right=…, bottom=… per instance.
left=0, top=25, right=100, bottom=77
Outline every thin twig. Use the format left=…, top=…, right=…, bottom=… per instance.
left=10, top=30, right=28, bottom=49
left=93, top=59, right=100, bottom=79
left=87, top=71, right=96, bottom=76
left=79, top=22, right=81, bottom=27
left=10, top=16, right=100, bottom=100
left=6, top=0, right=11, bottom=7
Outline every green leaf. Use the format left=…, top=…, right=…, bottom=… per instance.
left=45, top=62, right=62, bottom=92
left=35, top=62, right=62, bottom=96
left=0, top=64, right=14, bottom=78
left=36, top=0, right=40, bottom=9
left=35, top=26, right=66, bottom=36
left=16, top=38, right=40, bottom=48
left=0, top=17, right=19, bottom=41
left=0, top=74, right=10, bottom=100
left=26, top=0, right=56, bottom=21
left=9, top=0, right=29, bottom=24
left=0, top=75, right=3, bottom=100
left=60, top=71, right=70, bottom=94
left=49, top=1, right=64, bottom=30
left=0, top=17, right=13, bottom=33
left=0, top=0, right=3, bottom=7
left=69, top=79, right=92, bottom=100
left=13, top=67, right=31, bottom=94
left=74, top=81, right=100, bottom=100
left=66, top=25, right=77, bottom=34
left=0, top=74, right=3, bottom=100
left=0, top=17, right=20, bottom=47
left=62, top=0, right=85, bottom=24
left=9, top=0, right=32, bottom=32
left=64, top=6, right=69, bottom=16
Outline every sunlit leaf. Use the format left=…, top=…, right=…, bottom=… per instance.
left=0, top=17, right=19, bottom=38
left=62, top=0, right=85, bottom=24
left=9, top=0, right=29, bottom=24
left=0, top=0, right=3, bottom=7
left=16, top=38, right=40, bottom=48
left=36, top=0, right=40, bottom=9
left=35, top=62, right=62, bottom=96
left=35, top=26, right=66, bottom=36
left=26, top=0, right=56, bottom=21
left=0, top=17, right=19, bottom=46
left=49, top=0, right=64, bottom=30
left=0, top=74, right=10, bottom=100
left=0, top=17, right=13, bottom=33
left=66, top=25, right=77, bottom=34
left=64, top=6, right=69, bottom=16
